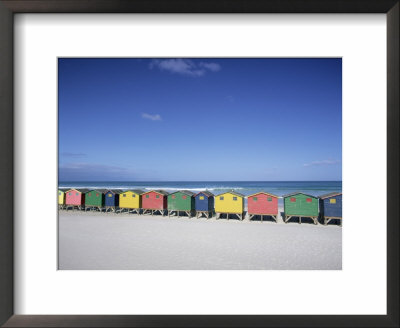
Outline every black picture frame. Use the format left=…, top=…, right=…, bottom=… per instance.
left=0, top=1, right=398, bottom=327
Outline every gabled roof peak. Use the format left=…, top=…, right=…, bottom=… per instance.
left=66, top=188, right=90, bottom=193
left=169, top=190, right=195, bottom=196
left=121, top=189, right=144, bottom=195
left=105, top=189, right=123, bottom=194
left=142, top=189, right=169, bottom=196
left=319, top=192, right=342, bottom=199
left=86, top=189, right=108, bottom=194
left=248, top=191, right=279, bottom=198
left=282, top=192, right=317, bottom=198
left=215, top=190, right=245, bottom=197
left=195, top=190, right=214, bottom=197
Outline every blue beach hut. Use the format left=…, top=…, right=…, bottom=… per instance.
left=194, top=191, right=214, bottom=218
left=104, top=190, right=121, bottom=211
left=319, top=192, right=342, bottom=226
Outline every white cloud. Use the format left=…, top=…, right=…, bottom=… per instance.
left=59, top=162, right=136, bottom=180
left=59, top=162, right=128, bottom=172
left=303, top=160, right=341, bottom=167
left=141, top=113, right=162, bottom=121
left=60, top=152, right=87, bottom=158
left=199, top=62, right=221, bottom=72
left=149, top=59, right=221, bottom=77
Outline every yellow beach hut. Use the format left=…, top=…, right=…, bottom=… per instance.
left=118, top=189, right=144, bottom=214
left=214, top=190, right=245, bottom=220
left=58, top=188, right=68, bottom=209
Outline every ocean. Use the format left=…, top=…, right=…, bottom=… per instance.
left=59, top=181, right=341, bottom=206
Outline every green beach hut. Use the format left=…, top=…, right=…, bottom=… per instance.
left=283, top=192, right=319, bottom=224
left=84, top=189, right=106, bottom=211
left=167, top=190, right=195, bottom=217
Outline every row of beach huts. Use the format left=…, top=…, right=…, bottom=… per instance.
left=58, top=188, right=342, bottom=226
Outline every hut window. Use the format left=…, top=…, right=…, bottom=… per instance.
left=330, top=198, right=336, bottom=204
left=76, top=193, right=79, bottom=196
left=199, top=196, right=204, bottom=200
left=59, top=192, right=61, bottom=195
left=182, top=195, right=187, bottom=199
left=108, top=194, right=112, bottom=197
left=146, top=195, right=149, bottom=198
left=290, top=197, right=296, bottom=202
left=132, top=194, right=135, bottom=197
left=88, top=193, right=91, bottom=196
left=123, top=194, right=126, bottom=198
left=233, top=197, right=237, bottom=201
left=68, top=192, right=71, bottom=196
left=172, top=195, right=176, bottom=199
left=306, top=198, right=312, bottom=203
left=253, top=197, right=257, bottom=201
left=267, top=197, right=272, bottom=202
left=220, top=196, right=224, bottom=200
left=96, top=193, right=99, bottom=197
left=156, top=195, right=160, bottom=199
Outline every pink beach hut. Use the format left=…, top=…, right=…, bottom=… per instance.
left=65, top=188, right=89, bottom=210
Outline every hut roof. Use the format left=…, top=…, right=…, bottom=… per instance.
left=142, top=189, right=169, bottom=196
left=215, top=190, right=245, bottom=198
left=319, top=192, right=342, bottom=199
left=170, top=190, right=195, bottom=196
left=66, top=188, right=90, bottom=193
left=247, top=191, right=279, bottom=198
left=106, top=189, right=123, bottom=194
left=282, top=192, right=317, bottom=199
left=121, top=189, right=145, bottom=195
left=195, top=190, right=214, bottom=197
left=84, top=189, right=107, bottom=194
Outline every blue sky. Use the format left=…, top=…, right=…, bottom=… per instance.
left=58, top=58, right=342, bottom=181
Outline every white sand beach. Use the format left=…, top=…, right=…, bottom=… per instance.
left=59, top=210, right=342, bottom=270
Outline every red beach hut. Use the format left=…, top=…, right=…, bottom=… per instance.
left=141, top=190, right=169, bottom=216
left=247, top=191, right=279, bottom=222
left=65, top=188, right=89, bottom=210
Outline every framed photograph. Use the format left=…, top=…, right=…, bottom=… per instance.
left=57, top=57, right=343, bottom=270
left=0, top=0, right=398, bottom=327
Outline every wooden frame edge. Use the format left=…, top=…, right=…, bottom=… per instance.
left=0, top=0, right=14, bottom=327
left=0, top=0, right=398, bottom=327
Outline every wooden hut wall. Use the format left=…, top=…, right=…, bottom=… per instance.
left=168, top=192, right=195, bottom=211
left=65, top=189, right=85, bottom=206
left=248, top=193, right=278, bottom=215
left=119, top=191, right=141, bottom=209
left=85, top=190, right=105, bottom=207
left=284, top=194, right=319, bottom=217
left=195, top=193, right=214, bottom=212
left=58, top=190, right=65, bottom=205
left=105, top=191, right=119, bottom=207
left=320, top=194, right=342, bottom=218
left=214, top=192, right=244, bottom=214
left=142, top=191, right=167, bottom=210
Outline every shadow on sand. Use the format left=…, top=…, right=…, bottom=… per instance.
left=249, top=215, right=277, bottom=223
